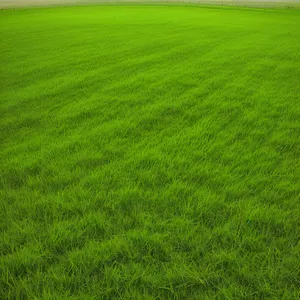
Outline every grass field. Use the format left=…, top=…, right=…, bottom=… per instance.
left=1, top=4, right=300, bottom=299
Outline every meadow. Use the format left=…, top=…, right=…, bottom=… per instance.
left=1, top=4, right=300, bottom=299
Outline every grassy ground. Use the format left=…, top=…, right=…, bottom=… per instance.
left=1, top=5, right=300, bottom=299
left=1, top=0, right=300, bottom=10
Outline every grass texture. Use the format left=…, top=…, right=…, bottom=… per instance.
left=1, top=5, right=300, bottom=299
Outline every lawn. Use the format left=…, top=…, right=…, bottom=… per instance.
left=0, top=4, right=300, bottom=299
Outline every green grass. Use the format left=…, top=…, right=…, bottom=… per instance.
left=1, top=4, right=300, bottom=299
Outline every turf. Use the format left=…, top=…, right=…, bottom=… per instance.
left=1, top=4, right=300, bottom=299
